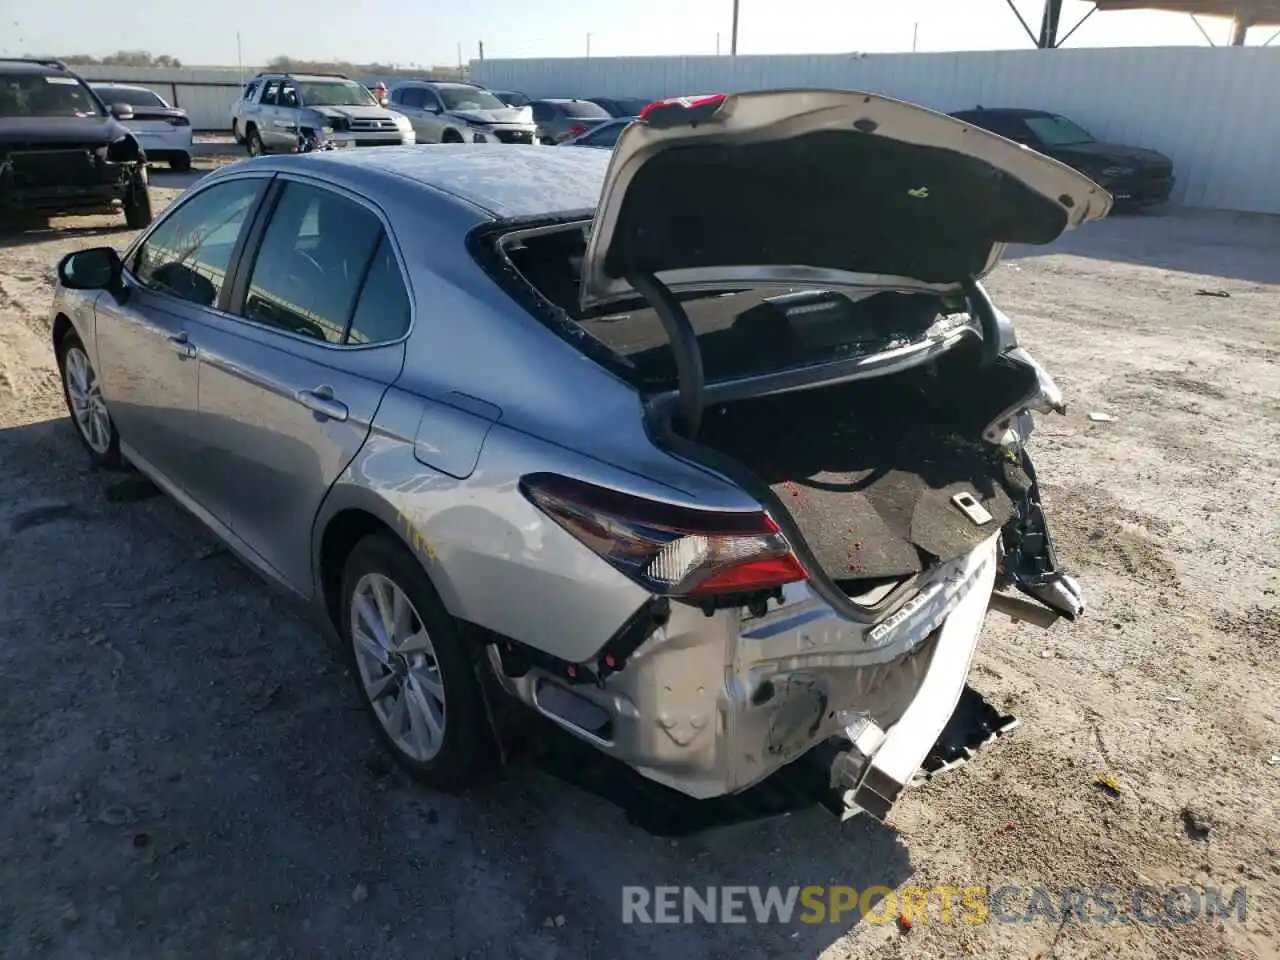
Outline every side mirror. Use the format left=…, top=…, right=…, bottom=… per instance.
left=57, top=247, right=122, bottom=291
left=110, top=102, right=134, bottom=121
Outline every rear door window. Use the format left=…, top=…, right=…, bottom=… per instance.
left=259, top=80, right=280, bottom=106
left=558, top=100, right=611, bottom=119
left=236, top=181, right=401, bottom=344
left=396, top=86, right=424, bottom=108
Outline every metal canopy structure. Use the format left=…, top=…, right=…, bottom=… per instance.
left=1093, top=0, right=1280, bottom=43
left=1007, top=0, right=1280, bottom=47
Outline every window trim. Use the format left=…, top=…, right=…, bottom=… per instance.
left=120, top=172, right=277, bottom=315
left=219, top=171, right=416, bottom=351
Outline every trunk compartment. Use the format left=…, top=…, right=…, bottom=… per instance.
left=661, top=334, right=1038, bottom=587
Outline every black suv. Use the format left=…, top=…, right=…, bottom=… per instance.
left=0, top=58, right=152, bottom=228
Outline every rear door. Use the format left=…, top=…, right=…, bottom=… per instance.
left=186, top=175, right=411, bottom=595
left=95, top=175, right=270, bottom=498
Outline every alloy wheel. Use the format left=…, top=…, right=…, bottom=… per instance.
left=63, top=346, right=112, bottom=455
left=350, top=572, right=447, bottom=762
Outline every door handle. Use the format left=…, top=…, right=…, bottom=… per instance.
left=295, top=386, right=349, bottom=422
left=167, top=332, right=196, bottom=359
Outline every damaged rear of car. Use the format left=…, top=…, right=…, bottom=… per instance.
left=0, top=58, right=152, bottom=228
left=469, top=90, right=1108, bottom=823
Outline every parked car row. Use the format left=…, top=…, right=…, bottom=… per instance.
left=227, top=74, right=657, bottom=152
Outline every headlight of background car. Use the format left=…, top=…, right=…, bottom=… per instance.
left=1100, top=166, right=1135, bottom=178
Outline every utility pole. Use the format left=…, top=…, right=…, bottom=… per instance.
left=1037, top=0, right=1063, bottom=48
left=478, top=41, right=485, bottom=60
left=716, top=32, right=721, bottom=55
left=912, top=21, right=919, bottom=52
left=456, top=42, right=462, bottom=69
left=586, top=33, right=592, bottom=57
left=730, top=0, right=740, bottom=55
left=236, top=31, right=244, bottom=83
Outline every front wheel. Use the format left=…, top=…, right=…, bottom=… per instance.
left=122, top=165, right=152, bottom=229
left=169, top=154, right=192, bottom=173
left=58, top=330, right=123, bottom=469
left=340, top=534, right=494, bottom=790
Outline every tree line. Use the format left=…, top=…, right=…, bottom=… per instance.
left=23, top=52, right=466, bottom=80
left=30, top=51, right=184, bottom=68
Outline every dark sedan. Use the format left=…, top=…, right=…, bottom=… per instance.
left=587, top=96, right=653, bottom=118
left=529, top=98, right=611, bottom=144
left=949, top=106, right=1174, bottom=207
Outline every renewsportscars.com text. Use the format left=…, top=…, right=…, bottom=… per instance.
left=621, top=884, right=1248, bottom=925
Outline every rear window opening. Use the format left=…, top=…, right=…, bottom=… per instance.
left=497, top=223, right=973, bottom=392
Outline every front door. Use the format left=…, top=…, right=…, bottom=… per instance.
left=95, top=175, right=269, bottom=497
left=189, top=176, right=411, bottom=594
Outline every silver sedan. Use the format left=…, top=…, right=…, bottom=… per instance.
left=49, top=90, right=1106, bottom=825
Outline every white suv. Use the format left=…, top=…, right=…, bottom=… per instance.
left=388, top=81, right=538, bottom=145
left=230, top=72, right=414, bottom=154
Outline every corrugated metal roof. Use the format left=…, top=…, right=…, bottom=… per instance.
left=1092, top=0, right=1280, bottom=23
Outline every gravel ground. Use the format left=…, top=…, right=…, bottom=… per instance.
left=1, top=165, right=1277, bottom=959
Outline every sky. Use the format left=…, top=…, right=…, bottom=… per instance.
left=2, top=0, right=1275, bottom=67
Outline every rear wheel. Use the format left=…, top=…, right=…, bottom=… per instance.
left=245, top=125, right=264, bottom=157
left=122, top=165, right=152, bottom=229
left=540, top=136, right=556, bottom=146
left=169, top=153, right=192, bottom=173
left=340, top=534, right=493, bottom=790
left=442, top=128, right=464, bottom=143
left=57, top=330, right=122, bottom=469
left=231, top=119, right=241, bottom=143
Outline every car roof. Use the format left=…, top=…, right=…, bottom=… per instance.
left=0, top=59, right=72, bottom=76
left=89, top=82, right=153, bottom=91
left=257, top=144, right=610, bottom=220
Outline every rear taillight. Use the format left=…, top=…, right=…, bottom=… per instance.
left=566, top=123, right=588, bottom=138
left=520, top=473, right=807, bottom=598
left=638, top=93, right=728, bottom=128
left=168, top=115, right=190, bottom=126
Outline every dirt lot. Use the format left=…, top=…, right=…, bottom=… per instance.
left=1, top=165, right=1277, bottom=960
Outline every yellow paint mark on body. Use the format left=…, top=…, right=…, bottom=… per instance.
left=396, top=510, right=438, bottom=562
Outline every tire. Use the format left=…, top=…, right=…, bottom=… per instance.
left=57, top=330, right=123, bottom=469
left=169, top=154, right=192, bottom=173
left=231, top=120, right=241, bottom=143
left=122, top=165, right=152, bottom=229
left=245, top=125, right=264, bottom=157
left=540, top=137, right=556, bottom=146
left=442, top=129, right=464, bottom=144
left=340, top=534, right=493, bottom=790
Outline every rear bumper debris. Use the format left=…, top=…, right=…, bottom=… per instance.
left=819, top=541, right=1004, bottom=821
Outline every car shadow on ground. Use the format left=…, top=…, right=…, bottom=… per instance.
left=0, top=222, right=131, bottom=250
left=0, top=415, right=913, bottom=959
left=1007, top=206, right=1280, bottom=286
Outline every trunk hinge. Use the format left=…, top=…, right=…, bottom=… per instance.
left=962, top=276, right=1017, bottom=364
left=626, top=270, right=705, bottom=437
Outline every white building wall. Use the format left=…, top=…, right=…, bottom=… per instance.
left=472, top=48, right=1280, bottom=215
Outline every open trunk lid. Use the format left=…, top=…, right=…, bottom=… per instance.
left=579, top=89, right=1110, bottom=310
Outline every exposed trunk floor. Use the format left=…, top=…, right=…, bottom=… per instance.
left=696, top=386, right=1018, bottom=582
